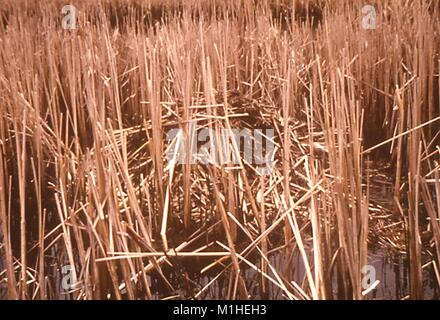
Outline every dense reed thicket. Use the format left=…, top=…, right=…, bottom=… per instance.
left=0, top=0, right=439, bottom=300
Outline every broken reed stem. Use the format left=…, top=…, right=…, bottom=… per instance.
left=0, top=0, right=439, bottom=300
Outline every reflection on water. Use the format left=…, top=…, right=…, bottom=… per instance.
left=369, top=250, right=438, bottom=300
left=1, top=167, right=439, bottom=300
left=0, top=245, right=438, bottom=300
left=148, top=248, right=439, bottom=300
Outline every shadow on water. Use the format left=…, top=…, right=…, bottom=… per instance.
left=0, top=247, right=438, bottom=300
left=145, top=165, right=440, bottom=300
left=145, top=247, right=439, bottom=300
left=1, top=170, right=439, bottom=300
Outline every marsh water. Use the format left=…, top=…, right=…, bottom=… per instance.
left=0, top=246, right=438, bottom=300
left=0, top=167, right=439, bottom=300
left=144, top=247, right=439, bottom=300
left=144, top=169, right=440, bottom=300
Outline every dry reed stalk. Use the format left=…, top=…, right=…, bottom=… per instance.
left=1, top=0, right=440, bottom=300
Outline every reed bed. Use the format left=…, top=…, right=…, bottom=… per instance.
left=0, top=0, right=439, bottom=300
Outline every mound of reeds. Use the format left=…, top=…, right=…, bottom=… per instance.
left=0, top=0, right=439, bottom=300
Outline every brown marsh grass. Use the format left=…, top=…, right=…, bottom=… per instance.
left=0, top=0, right=439, bottom=300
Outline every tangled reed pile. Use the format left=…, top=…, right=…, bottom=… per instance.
left=0, top=0, right=439, bottom=300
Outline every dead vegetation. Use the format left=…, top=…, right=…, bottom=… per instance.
left=0, top=0, right=439, bottom=300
